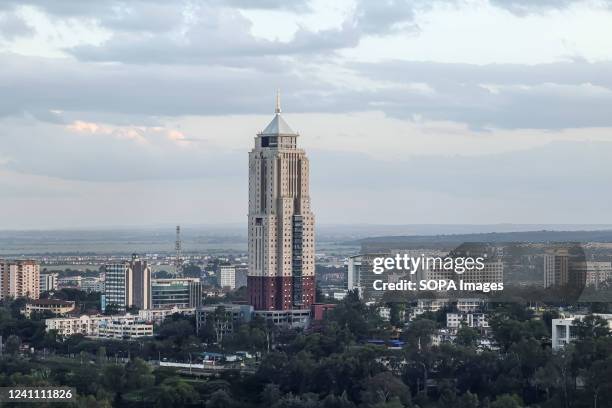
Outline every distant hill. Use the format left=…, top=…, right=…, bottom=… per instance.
left=360, top=229, right=612, bottom=250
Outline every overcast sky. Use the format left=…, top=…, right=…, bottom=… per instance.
left=1, top=0, right=612, bottom=229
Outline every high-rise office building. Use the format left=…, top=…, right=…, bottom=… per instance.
left=103, top=263, right=132, bottom=311
left=0, top=260, right=40, bottom=300
left=247, top=93, right=315, bottom=311
left=131, top=254, right=151, bottom=309
left=102, top=255, right=151, bottom=311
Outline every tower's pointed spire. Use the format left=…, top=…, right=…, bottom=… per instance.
left=275, top=89, right=281, bottom=114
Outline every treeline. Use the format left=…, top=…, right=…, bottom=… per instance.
left=2, top=292, right=612, bottom=407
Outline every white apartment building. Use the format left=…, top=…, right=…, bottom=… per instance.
left=552, top=313, right=612, bottom=350
left=411, top=298, right=486, bottom=320
left=97, top=316, right=153, bottom=339
left=46, top=315, right=107, bottom=337
left=378, top=306, right=391, bottom=321
left=412, top=298, right=450, bottom=318
left=58, top=275, right=82, bottom=288
left=138, top=307, right=195, bottom=325
left=218, top=265, right=236, bottom=289
left=446, top=312, right=489, bottom=332
left=39, top=273, right=58, bottom=293
left=457, top=298, right=487, bottom=313
left=81, top=276, right=105, bottom=292
left=46, top=313, right=153, bottom=339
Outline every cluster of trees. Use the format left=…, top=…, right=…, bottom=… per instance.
left=0, top=353, right=209, bottom=407
left=2, top=291, right=612, bottom=407
left=41, top=267, right=101, bottom=278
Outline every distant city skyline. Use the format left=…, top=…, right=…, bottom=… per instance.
left=2, top=0, right=612, bottom=228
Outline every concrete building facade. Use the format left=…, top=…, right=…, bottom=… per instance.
left=0, top=260, right=40, bottom=300
left=103, top=255, right=151, bottom=311
left=39, top=272, right=58, bottom=293
left=218, top=265, right=236, bottom=289
left=151, top=278, right=201, bottom=309
left=103, top=263, right=132, bottom=311
left=552, top=314, right=612, bottom=350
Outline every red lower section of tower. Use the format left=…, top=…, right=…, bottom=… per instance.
left=248, top=276, right=314, bottom=310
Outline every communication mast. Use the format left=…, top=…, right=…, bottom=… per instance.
left=175, top=225, right=183, bottom=275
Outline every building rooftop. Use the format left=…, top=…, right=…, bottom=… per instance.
left=261, top=113, right=296, bottom=136
left=28, top=299, right=74, bottom=306
left=260, top=91, right=297, bottom=136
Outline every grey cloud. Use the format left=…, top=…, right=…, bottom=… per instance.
left=488, top=0, right=611, bottom=15
left=0, top=53, right=319, bottom=119
left=2, top=53, right=612, bottom=129
left=67, top=6, right=360, bottom=64
left=353, top=0, right=454, bottom=34
left=208, top=0, right=310, bottom=11
left=0, top=12, right=34, bottom=39
left=26, top=109, right=66, bottom=124
left=2, top=0, right=309, bottom=15
left=335, top=82, right=612, bottom=129
left=1, top=0, right=309, bottom=33
left=346, top=60, right=612, bottom=129
left=352, top=59, right=612, bottom=89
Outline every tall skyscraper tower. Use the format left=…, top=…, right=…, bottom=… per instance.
left=248, top=92, right=315, bottom=311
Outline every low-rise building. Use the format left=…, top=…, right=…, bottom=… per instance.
left=46, top=315, right=106, bottom=337
left=254, top=309, right=311, bottom=329
left=378, top=306, right=391, bottom=321
left=580, top=261, right=612, bottom=289
left=196, top=303, right=253, bottom=336
left=412, top=298, right=486, bottom=320
left=413, top=298, right=450, bottom=316
left=45, top=313, right=153, bottom=339
left=58, top=275, right=82, bottom=288
left=138, top=307, right=195, bottom=325
left=552, top=314, right=612, bottom=350
left=446, top=312, right=489, bottom=333
left=97, top=316, right=153, bottom=339
left=311, top=303, right=336, bottom=321
left=22, top=299, right=75, bottom=318
left=81, top=276, right=105, bottom=292
left=151, top=278, right=201, bottom=309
